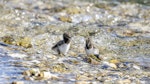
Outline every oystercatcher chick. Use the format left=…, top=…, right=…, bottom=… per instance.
left=85, top=38, right=102, bottom=64
left=52, top=33, right=71, bottom=56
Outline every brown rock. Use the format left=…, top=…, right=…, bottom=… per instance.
left=116, top=79, right=131, bottom=84
left=66, top=7, right=83, bottom=14
left=59, top=16, right=72, bottom=22
left=12, top=81, right=24, bottom=84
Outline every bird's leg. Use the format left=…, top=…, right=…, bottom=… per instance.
left=62, top=53, right=66, bottom=56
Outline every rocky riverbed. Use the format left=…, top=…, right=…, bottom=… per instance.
left=0, top=0, right=150, bottom=84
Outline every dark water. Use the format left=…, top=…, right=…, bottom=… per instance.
left=0, top=49, right=26, bottom=84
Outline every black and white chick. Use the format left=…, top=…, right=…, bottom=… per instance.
left=85, top=38, right=100, bottom=58
left=52, top=33, right=71, bottom=56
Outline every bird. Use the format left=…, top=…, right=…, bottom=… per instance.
left=52, top=33, right=71, bottom=56
left=85, top=38, right=99, bottom=56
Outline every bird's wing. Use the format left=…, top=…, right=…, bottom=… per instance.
left=51, top=40, right=64, bottom=50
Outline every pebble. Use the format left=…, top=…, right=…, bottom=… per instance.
left=24, top=76, right=34, bottom=81
left=109, top=59, right=120, bottom=64
left=12, top=81, right=24, bottom=84
left=68, top=51, right=77, bottom=56
left=23, top=69, right=58, bottom=80
left=76, top=74, right=94, bottom=81
left=8, top=53, right=27, bottom=58
left=23, top=68, right=40, bottom=76
left=102, top=61, right=117, bottom=69
left=116, top=79, right=131, bottom=84
left=37, top=71, right=58, bottom=80
left=87, top=57, right=101, bottom=65
left=75, top=81, right=90, bottom=84
left=109, top=63, right=117, bottom=69
left=66, top=7, right=83, bottom=14
left=133, top=64, right=140, bottom=70
left=59, top=16, right=72, bottom=22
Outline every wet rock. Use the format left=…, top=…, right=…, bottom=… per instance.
left=111, top=3, right=140, bottom=16
left=75, top=81, right=90, bottom=84
left=66, top=7, right=83, bottom=14
left=132, top=64, right=140, bottom=70
left=68, top=51, right=77, bottom=56
left=23, top=68, right=40, bottom=77
left=109, top=59, right=120, bottom=64
left=140, top=77, right=150, bottom=84
left=23, top=68, right=58, bottom=80
left=64, top=59, right=80, bottom=65
left=109, top=63, right=117, bottom=69
left=102, top=61, right=117, bottom=69
left=24, top=76, right=34, bottom=81
left=15, top=37, right=32, bottom=48
left=35, top=71, right=58, bottom=80
left=46, top=54, right=58, bottom=60
left=1, top=35, right=15, bottom=45
left=8, top=53, right=27, bottom=58
left=117, top=62, right=137, bottom=70
left=86, top=57, right=100, bottom=65
left=101, top=64, right=110, bottom=69
left=76, top=73, right=94, bottom=81
left=32, top=1, right=50, bottom=10
left=116, top=79, right=131, bottom=84
left=1, top=36, right=32, bottom=48
left=128, top=22, right=150, bottom=33
left=107, top=28, right=114, bottom=33
left=59, top=16, right=72, bottom=22
left=23, top=70, right=31, bottom=77
left=96, top=72, right=109, bottom=82
left=12, top=81, right=24, bottom=84
left=49, top=6, right=66, bottom=13
left=86, top=55, right=102, bottom=65
left=115, top=29, right=137, bottom=37
left=94, top=3, right=112, bottom=10
left=51, top=63, right=70, bottom=73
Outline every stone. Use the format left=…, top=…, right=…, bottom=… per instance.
left=133, top=64, right=140, bottom=70
left=75, top=81, right=90, bottom=84
left=66, top=7, right=83, bottom=14
left=23, top=68, right=40, bottom=76
left=116, top=79, right=131, bottom=84
left=87, top=57, right=101, bottom=65
left=36, top=71, right=58, bottom=80
left=51, top=63, right=70, bottom=73
left=1, top=35, right=15, bottom=45
left=76, top=74, right=93, bottom=81
left=108, top=63, right=117, bottom=69
left=8, top=53, right=27, bottom=58
left=59, top=16, right=72, bottom=22
left=12, top=81, right=24, bottom=84
left=109, top=59, right=120, bottom=64
left=68, top=51, right=77, bottom=56
left=15, top=37, right=32, bottom=48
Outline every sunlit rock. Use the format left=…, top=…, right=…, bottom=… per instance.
left=12, top=81, right=24, bottom=84
left=116, top=79, right=131, bottom=84
left=66, top=7, right=84, bottom=14
left=15, top=37, right=32, bottom=48
left=51, top=63, right=70, bottom=73
left=1, top=35, right=15, bottom=45
left=59, top=16, right=72, bottom=22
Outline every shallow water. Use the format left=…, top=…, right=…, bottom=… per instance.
left=0, top=50, right=26, bottom=83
